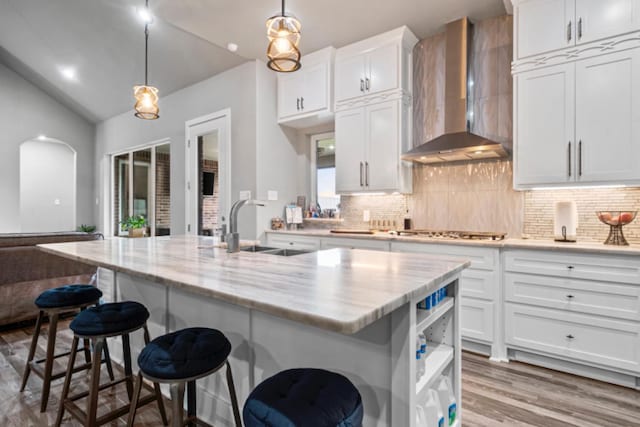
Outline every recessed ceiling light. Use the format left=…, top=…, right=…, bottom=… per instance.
left=227, top=43, right=239, bottom=52
left=59, top=66, right=76, bottom=81
left=137, top=6, right=153, bottom=24
left=37, top=135, right=46, bottom=141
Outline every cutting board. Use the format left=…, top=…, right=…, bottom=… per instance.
left=330, top=229, right=375, bottom=235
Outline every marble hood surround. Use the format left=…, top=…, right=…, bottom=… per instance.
left=403, top=17, right=509, bottom=165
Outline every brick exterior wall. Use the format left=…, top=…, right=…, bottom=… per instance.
left=201, top=159, right=219, bottom=231
left=155, top=152, right=170, bottom=230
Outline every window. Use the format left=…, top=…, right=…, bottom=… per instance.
left=310, top=133, right=339, bottom=212
left=112, top=141, right=170, bottom=236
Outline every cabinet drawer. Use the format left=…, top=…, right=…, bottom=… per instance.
left=461, top=269, right=498, bottom=300
left=506, top=304, right=640, bottom=373
left=320, top=237, right=389, bottom=251
left=461, top=298, right=494, bottom=343
left=265, top=234, right=321, bottom=251
left=505, top=272, right=640, bottom=321
left=391, top=242, right=499, bottom=271
left=504, top=250, right=640, bottom=284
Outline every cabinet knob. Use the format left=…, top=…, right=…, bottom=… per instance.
left=567, top=265, right=574, bottom=270
left=566, top=294, right=574, bottom=299
left=566, top=334, right=575, bottom=340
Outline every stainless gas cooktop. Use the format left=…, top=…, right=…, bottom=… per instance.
left=397, top=229, right=507, bottom=241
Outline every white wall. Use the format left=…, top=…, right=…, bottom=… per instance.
left=20, top=140, right=76, bottom=231
left=0, top=61, right=95, bottom=233
left=255, top=64, right=305, bottom=238
left=96, top=61, right=258, bottom=237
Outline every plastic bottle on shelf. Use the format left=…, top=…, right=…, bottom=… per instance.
left=418, top=332, right=427, bottom=355
left=418, top=295, right=433, bottom=314
left=416, top=404, right=428, bottom=427
left=424, top=389, right=445, bottom=427
left=435, top=376, right=457, bottom=426
left=416, top=337, right=424, bottom=381
left=431, top=291, right=438, bottom=308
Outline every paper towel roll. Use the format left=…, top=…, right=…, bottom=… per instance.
left=554, top=201, right=578, bottom=242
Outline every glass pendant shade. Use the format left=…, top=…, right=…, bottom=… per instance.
left=266, top=2, right=301, bottom=72
left=133, top=85, right=159, bottom=120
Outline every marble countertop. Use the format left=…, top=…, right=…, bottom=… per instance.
left=266, top=229, right=640, bottom=256
left=38, top=235, right=469, bottom=334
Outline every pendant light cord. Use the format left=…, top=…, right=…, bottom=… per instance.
left=144, top=0, right=149, bottom=86
left=281, top=0, right=285, bottom=16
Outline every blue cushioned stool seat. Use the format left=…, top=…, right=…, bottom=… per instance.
left=243, top=368, right=364, bottom=427
left=35, top=284, right=102, bottom=309
left=70, top=301, right=149, bottom=337
left=138, top=327, right=231, bottom=380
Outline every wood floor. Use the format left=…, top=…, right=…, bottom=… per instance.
left=1, top=320, right=639, bottom=426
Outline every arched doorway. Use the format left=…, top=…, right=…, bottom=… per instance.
left=19, top=138, right=76, bottom=232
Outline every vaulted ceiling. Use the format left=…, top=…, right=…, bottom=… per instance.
left=0, top=0, right=507, bottom=123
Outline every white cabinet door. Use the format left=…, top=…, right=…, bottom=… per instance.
left=576, top=48, right=640, bottom=183
left=335, top=53, right=366, bottom=103
left=366, top=100, right=399, bottom=191
left=277, top=72, right=304, bottom=119
left=461, top=298, right=494, bottom=343
left=367, top=44, right=399, bottom=95
left=335, top=108, right=367, bottom=193
left=516, top=0, right=575, bottom=58
left=575, top=0, right=640, bottom=44
left=265, top=234, right=321, bottom=251
left=302, top=62, right=329, bottom=114
left=515, top=63, right=576, bottom=186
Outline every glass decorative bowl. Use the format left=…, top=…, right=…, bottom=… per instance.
left=596, top=211, right=637, bottom=245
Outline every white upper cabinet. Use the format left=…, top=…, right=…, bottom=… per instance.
left=515, top=63, right=575, bottom=186
left=335, top=27, right=417, bottom=105
left=516, top=0, right=574, bottom=59
left=335, top=108, right=367, bottom=193
left=366, top=100, right=400, bottom=190
left=575, top=49, right=640, bottom=182
left=515, top=0, right=640, bottom=59
left=277, top=47, right=335, bottom=128
left=575, top=0, right=640, bottom=44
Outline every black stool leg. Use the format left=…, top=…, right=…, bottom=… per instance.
left=226, top=361, right=243, bottom=427
left=122, top=333, right=134, bottom=399
left=103, top=341, right=115, bottom=381
left=169, top=382, right=185, bottom=427
left=86, top=337, right=105, bottom=426
left=20, top=309, right=44, bottom=392
left=55, top=336, right=79, bottom=427
left=40, top=311, right=59, bottom=412
left=187, top=380, right=196, bottom=426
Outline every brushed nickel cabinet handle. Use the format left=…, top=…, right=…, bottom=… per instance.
left=360, top=162, right=364, bottom=186
left=365, top=77, right=370, bottom=91
left=365, top=162, right=370, bottom=186
left=296, top=98, right=300, bottom=111
left=300, top=97, right=304, bottom=110
left=566, top=334, right=575, bottom=340
left=578, top=18, right=583, bottom=40
left=567, top=21, right=572, bottom=43
left=578, top=140, right=583, bottom=177
left=568, top=141, right=572, bottom=177
left=360, top=79, right=365, bottom=92
left=567, top=265, right=574, bottom=270
left=566, top=294, right=574, bottom=299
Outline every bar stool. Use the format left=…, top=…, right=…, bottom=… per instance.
left=20, top=284, right=114, bottom=412
left=243, top=368, right=364, bottom=427
left=55, top=301, right=167, bottom=427
left=127, top=327, right=242, bottom=427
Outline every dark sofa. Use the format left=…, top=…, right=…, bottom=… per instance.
left=0, top=232, right=101, bottom=326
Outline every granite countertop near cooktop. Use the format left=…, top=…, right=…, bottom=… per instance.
left=38, top=235, right=469, bottom=334
left=265, top=229, right=640, bottom=256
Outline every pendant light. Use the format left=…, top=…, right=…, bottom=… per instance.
left=266, top=0, right=301, bottom=72
left=134, top=0, right=159, bottom=120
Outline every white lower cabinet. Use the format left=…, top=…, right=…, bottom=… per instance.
left=461, top=299, right=495, bottom=343
left=320, top=237, right=390, bottom=251
left=504, top=249, right=640, bottom=375
left=505, top=304, right=640, bottom=373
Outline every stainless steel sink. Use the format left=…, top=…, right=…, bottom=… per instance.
left=240, top=245, right=278, bottom=252
left=240, top=246, right=311, bottom=256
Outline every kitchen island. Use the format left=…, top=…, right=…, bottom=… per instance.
left=39, top=235, right=469, bottom=427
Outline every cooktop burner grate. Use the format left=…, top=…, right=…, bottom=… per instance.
left=397, top=230, right=507, bottom=241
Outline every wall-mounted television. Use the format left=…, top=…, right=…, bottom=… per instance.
left=203, top=172, right=215, bottom=195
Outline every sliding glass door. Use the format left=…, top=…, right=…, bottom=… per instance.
left=112, top=142, right=170, bottom=237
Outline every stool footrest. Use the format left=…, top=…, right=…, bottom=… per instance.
left=66, top=377, right=129, bottom=402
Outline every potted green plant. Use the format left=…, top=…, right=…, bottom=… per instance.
left=120, top=215, right=148, bottom=238
left=77, top=224, right=97, bottom=233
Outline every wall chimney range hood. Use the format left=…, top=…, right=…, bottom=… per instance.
left=403, top=18, right=510, bottom=164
